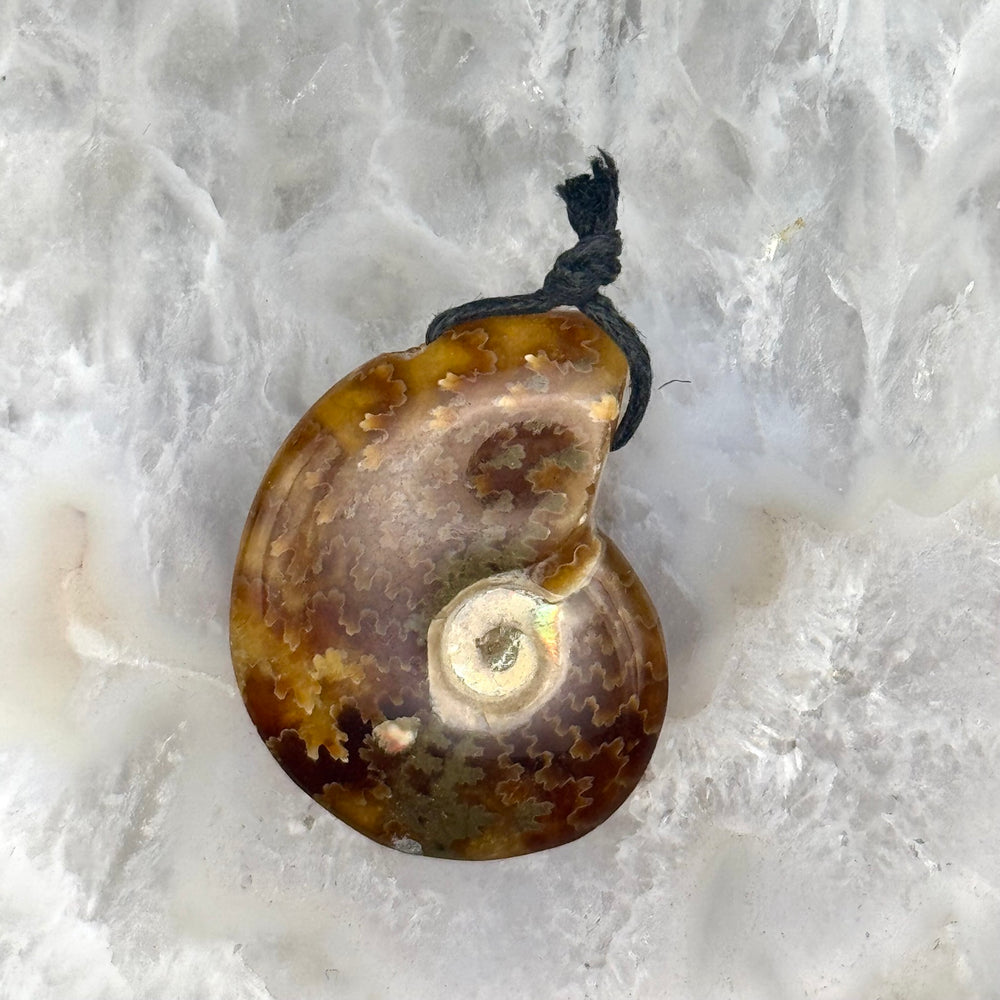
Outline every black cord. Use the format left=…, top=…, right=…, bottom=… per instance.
left=425, top=151, right=651, bottom=450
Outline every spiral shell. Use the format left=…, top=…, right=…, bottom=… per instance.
left=230, top=309, right=667, bottom=860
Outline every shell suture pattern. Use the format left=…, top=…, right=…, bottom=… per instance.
left=230, top=310, right=668, bottom=860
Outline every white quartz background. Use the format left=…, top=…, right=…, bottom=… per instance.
left=2, top=0, right=1000, bottom=997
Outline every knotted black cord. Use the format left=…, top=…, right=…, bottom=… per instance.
left=425, top=150, right=651, bottom=450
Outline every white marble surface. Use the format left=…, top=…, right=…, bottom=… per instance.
left=3, top=1, right=1000, bottom=997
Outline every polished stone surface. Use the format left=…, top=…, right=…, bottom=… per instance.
left=231, top=311, right=668, bottom=859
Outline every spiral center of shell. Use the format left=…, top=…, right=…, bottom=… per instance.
left=476, top=624, right=523, bottom=672
left=427, top=576, right=566, bottom=731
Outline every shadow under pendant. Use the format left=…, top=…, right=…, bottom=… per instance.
left=230, top=155, right=668, bottom=860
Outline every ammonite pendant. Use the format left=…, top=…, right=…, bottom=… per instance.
left=230, top=310, right=667, bottom=859
left=232, top=153, right=668, bottom=860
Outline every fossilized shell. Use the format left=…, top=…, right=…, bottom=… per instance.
left=230, top=309, right=668, bottom=860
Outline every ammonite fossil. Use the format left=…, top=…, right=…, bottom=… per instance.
left=230, top=155, right=668, bottom=860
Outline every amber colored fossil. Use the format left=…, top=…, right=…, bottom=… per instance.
left=230, top=310, right=668, bottom=860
